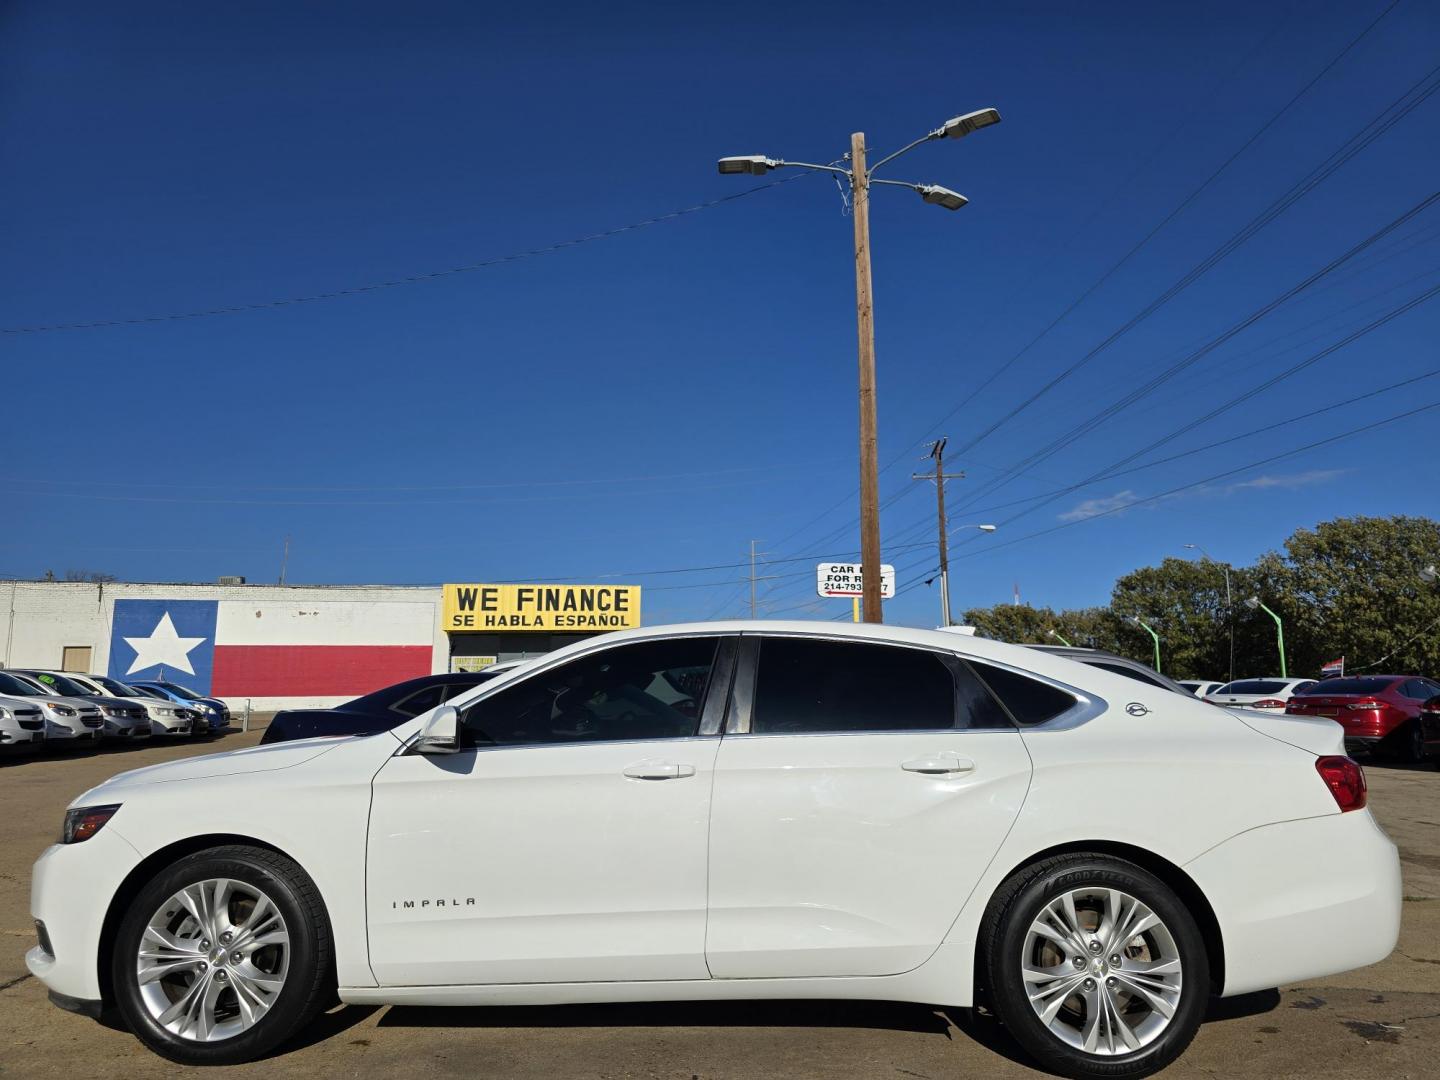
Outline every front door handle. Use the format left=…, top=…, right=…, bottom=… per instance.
left=623, top=762, right=696, bottom=781
left=901, top=753, right=975, bottom=776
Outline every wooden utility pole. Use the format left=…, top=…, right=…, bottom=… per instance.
left=851, top=132, right=883, bottom=623
left=749, top=539, right=760, bottom=617
left=913, top=439, right=965, bottom=626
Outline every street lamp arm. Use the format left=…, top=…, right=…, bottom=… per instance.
left=866, top=133, right=937, bottom=175
left=773, top=160, right=854, bottom=178
left=868, top=177, right=928, bottom=191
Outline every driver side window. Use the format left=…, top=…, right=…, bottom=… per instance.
left=461, top=637, right=720, bottom=748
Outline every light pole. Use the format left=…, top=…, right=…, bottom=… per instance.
left=1126, top=615, right=1162, bottom=674
left=1245, top=596, right=1287, bottom=678
left=719, top=107, right=1001, bottom=623
left=1184, top=543, right=1234, bottom=683
left=1046, top=627, right=1073, bottom=647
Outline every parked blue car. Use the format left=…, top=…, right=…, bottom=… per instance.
left=127, top=680, right=231, bottom=734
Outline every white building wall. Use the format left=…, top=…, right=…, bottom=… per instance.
left=1, top=581, right=447, bottom=712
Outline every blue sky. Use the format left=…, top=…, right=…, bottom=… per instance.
left=3, top=0, right=1437, bottom=627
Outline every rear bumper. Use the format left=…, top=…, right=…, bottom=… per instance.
left=1186, top=809, right=1401, bottom=996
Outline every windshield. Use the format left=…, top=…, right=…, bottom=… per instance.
left=130, top=685, right=166, bottom=700
left=94, top=676, right=139, bottom=695
left=1303, top=677, right=1397, bottom=696
left=0, top=672, right=45, bottom=696
left=28, top=672, right=93, bottom=696
left=1216, top=680, right=1289, bottom=695
left=159, top=682, right=205, bottom=701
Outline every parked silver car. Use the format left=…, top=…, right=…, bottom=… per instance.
left=0, top=671, right=101, bottom=747
left=15, top=670, right=155, bottom=741
left=0, top=693, right=46, bottom=751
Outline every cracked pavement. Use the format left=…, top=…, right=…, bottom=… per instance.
left=2, top=729, right=1436, bottom=1078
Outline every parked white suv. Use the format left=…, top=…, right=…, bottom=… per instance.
left=1205, top=677, right=1318, bottom=711
left=27, top=621, right=1398, bottom=1079
left=0, top=670, right=101, bottom=746
left=14, top=671, right=152, bottom=741
left=0, top=693, right=46, bottom=750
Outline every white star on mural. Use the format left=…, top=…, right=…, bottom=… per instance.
left=124, top=612, right=206, bottom=676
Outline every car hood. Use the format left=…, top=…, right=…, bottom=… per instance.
left=74, top=738, right=346, bottom=803
left=1233, top=708, right=1344, bottom=757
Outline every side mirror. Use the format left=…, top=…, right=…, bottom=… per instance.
left=416, top=705, right=461, bottom=755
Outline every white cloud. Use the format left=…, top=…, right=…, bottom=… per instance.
left=1224, top=468, right=1349, bottom=493
left=1057, top=490, right=1141, bottom=522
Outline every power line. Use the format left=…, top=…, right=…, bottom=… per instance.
left=0, top=174, right=810, bottom=335
left=946, top=188, right=1440, bottom=517
left=876, top=0, right=1408, bottom=473
left=950, top=59, right=1440, bottom=464
left=949, top=398, right=1440, bottom=563
left=954, top=365, right=1440, bottom=519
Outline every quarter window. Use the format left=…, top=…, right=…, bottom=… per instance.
left=747, top=637, right=1009, bottom=734
left=970, top=661, right=1079, bottom=726
left=462, top=637, right=719, bottom=748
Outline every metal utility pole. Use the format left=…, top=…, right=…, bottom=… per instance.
left=717, top=107, right=1001, bottom=626
left=278, top=535, right=291, bottom=586
left=912, top=439, right=966, bottom=626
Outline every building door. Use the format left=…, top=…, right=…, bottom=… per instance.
left=61, top=646, right=92, bottom=672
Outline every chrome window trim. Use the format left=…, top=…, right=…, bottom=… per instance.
left=404, top=631, right=738, bottom=756
left=727, top=630, right=1105, bottom=735
left=397, top=732, right=721, bottom=759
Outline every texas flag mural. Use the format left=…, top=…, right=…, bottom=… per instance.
left=109, top=599, right=434, bottom=698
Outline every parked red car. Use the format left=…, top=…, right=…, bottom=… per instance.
left=1286, top=675, right=1440, bottom=762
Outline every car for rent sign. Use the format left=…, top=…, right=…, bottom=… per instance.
left=815, top=563, right=895, bottom=599
left=443, top=584, right=642, bottom=631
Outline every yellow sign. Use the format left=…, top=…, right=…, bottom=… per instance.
left=443, top=584, right=641, bottom=632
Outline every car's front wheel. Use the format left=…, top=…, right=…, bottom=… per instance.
left=981, top=854, right=1209, bottom=1079
left=112, top=844, right=332, bottom=1064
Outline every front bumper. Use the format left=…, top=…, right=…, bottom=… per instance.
left=0, top=725, right=43, bottom=745
left=28, top=825, right=143, bottom=1003
left=149, top=716, right=192, bottom=736
left=1186, top=808, right=1401, bottom=996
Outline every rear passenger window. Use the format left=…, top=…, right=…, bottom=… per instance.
left=750, top=638, right=1009, bottom=734
left=970, top=662, right=1078, bottom=726
left=1088, top=661, right=1170, bottom=689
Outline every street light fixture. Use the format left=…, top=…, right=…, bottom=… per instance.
left=1422, top=564, right=1438, bottom=584
left=1244, top=596, right=1288, bottom=678
left=1184, top=543, right=1235, bottom=683
left=1125, top=615, right=1162, bottom=674
left=1046, top=627, right=1073, bottom=647
left=718, top=106, right=1001, bottom=623
left=917, top=184, right=969, bottom=211
left=716, top=156, right=779, bottom=176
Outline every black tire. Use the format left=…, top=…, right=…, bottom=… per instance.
left=980, top=854, right=1209, bottom=1079
left=112, top=844, right=333, bottom=1065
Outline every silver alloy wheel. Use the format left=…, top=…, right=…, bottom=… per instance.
left=135, top=877, right=290, bottom=1042
left=1021, top=887, right=1183, bottom=1056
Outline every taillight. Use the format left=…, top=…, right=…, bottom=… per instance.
left=1285, top=701, right=1304, bottom=714
left=1251, top=698, right=1287, bottom=709
left=1315, top=756, right=1367, bottom=812
left=1346, top=700, right=1383, bottom=711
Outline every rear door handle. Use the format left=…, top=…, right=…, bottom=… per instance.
left=901, top=753, right=975, bottom=776
left=623, top=762, right=696, bottom=781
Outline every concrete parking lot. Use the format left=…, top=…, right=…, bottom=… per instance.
left=1, top=730, right=1437, bottom=1080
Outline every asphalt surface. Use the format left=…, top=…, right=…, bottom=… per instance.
left=2, top=727, right=1438, bottom=1079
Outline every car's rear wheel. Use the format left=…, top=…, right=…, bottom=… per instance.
left=112, top=845, right=332, bottom=1064
left=981, top=854, right=1209, bottom=1079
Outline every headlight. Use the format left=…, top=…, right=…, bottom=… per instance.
left=61, top=804, right=121, bottom=844
left=0, top=707, right=9, bottom=720
left=49, top=704, right=77, bottom=717
left=152, top=706, right=175, bottom=716
left=103, top=706, right=125, bottom=717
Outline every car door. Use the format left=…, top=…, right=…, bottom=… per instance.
left=367, top=633, right=735, bottom=986
left=705, top=633, right=1034, bottom=979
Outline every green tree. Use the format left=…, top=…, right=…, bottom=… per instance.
left=1267, top=516, right=1440, bottom=675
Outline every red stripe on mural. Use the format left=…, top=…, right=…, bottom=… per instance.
left=211, top=645, right=432, bottom=697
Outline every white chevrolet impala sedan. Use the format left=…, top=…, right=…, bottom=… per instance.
left=28, top=622, right=1400, bottom=1078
